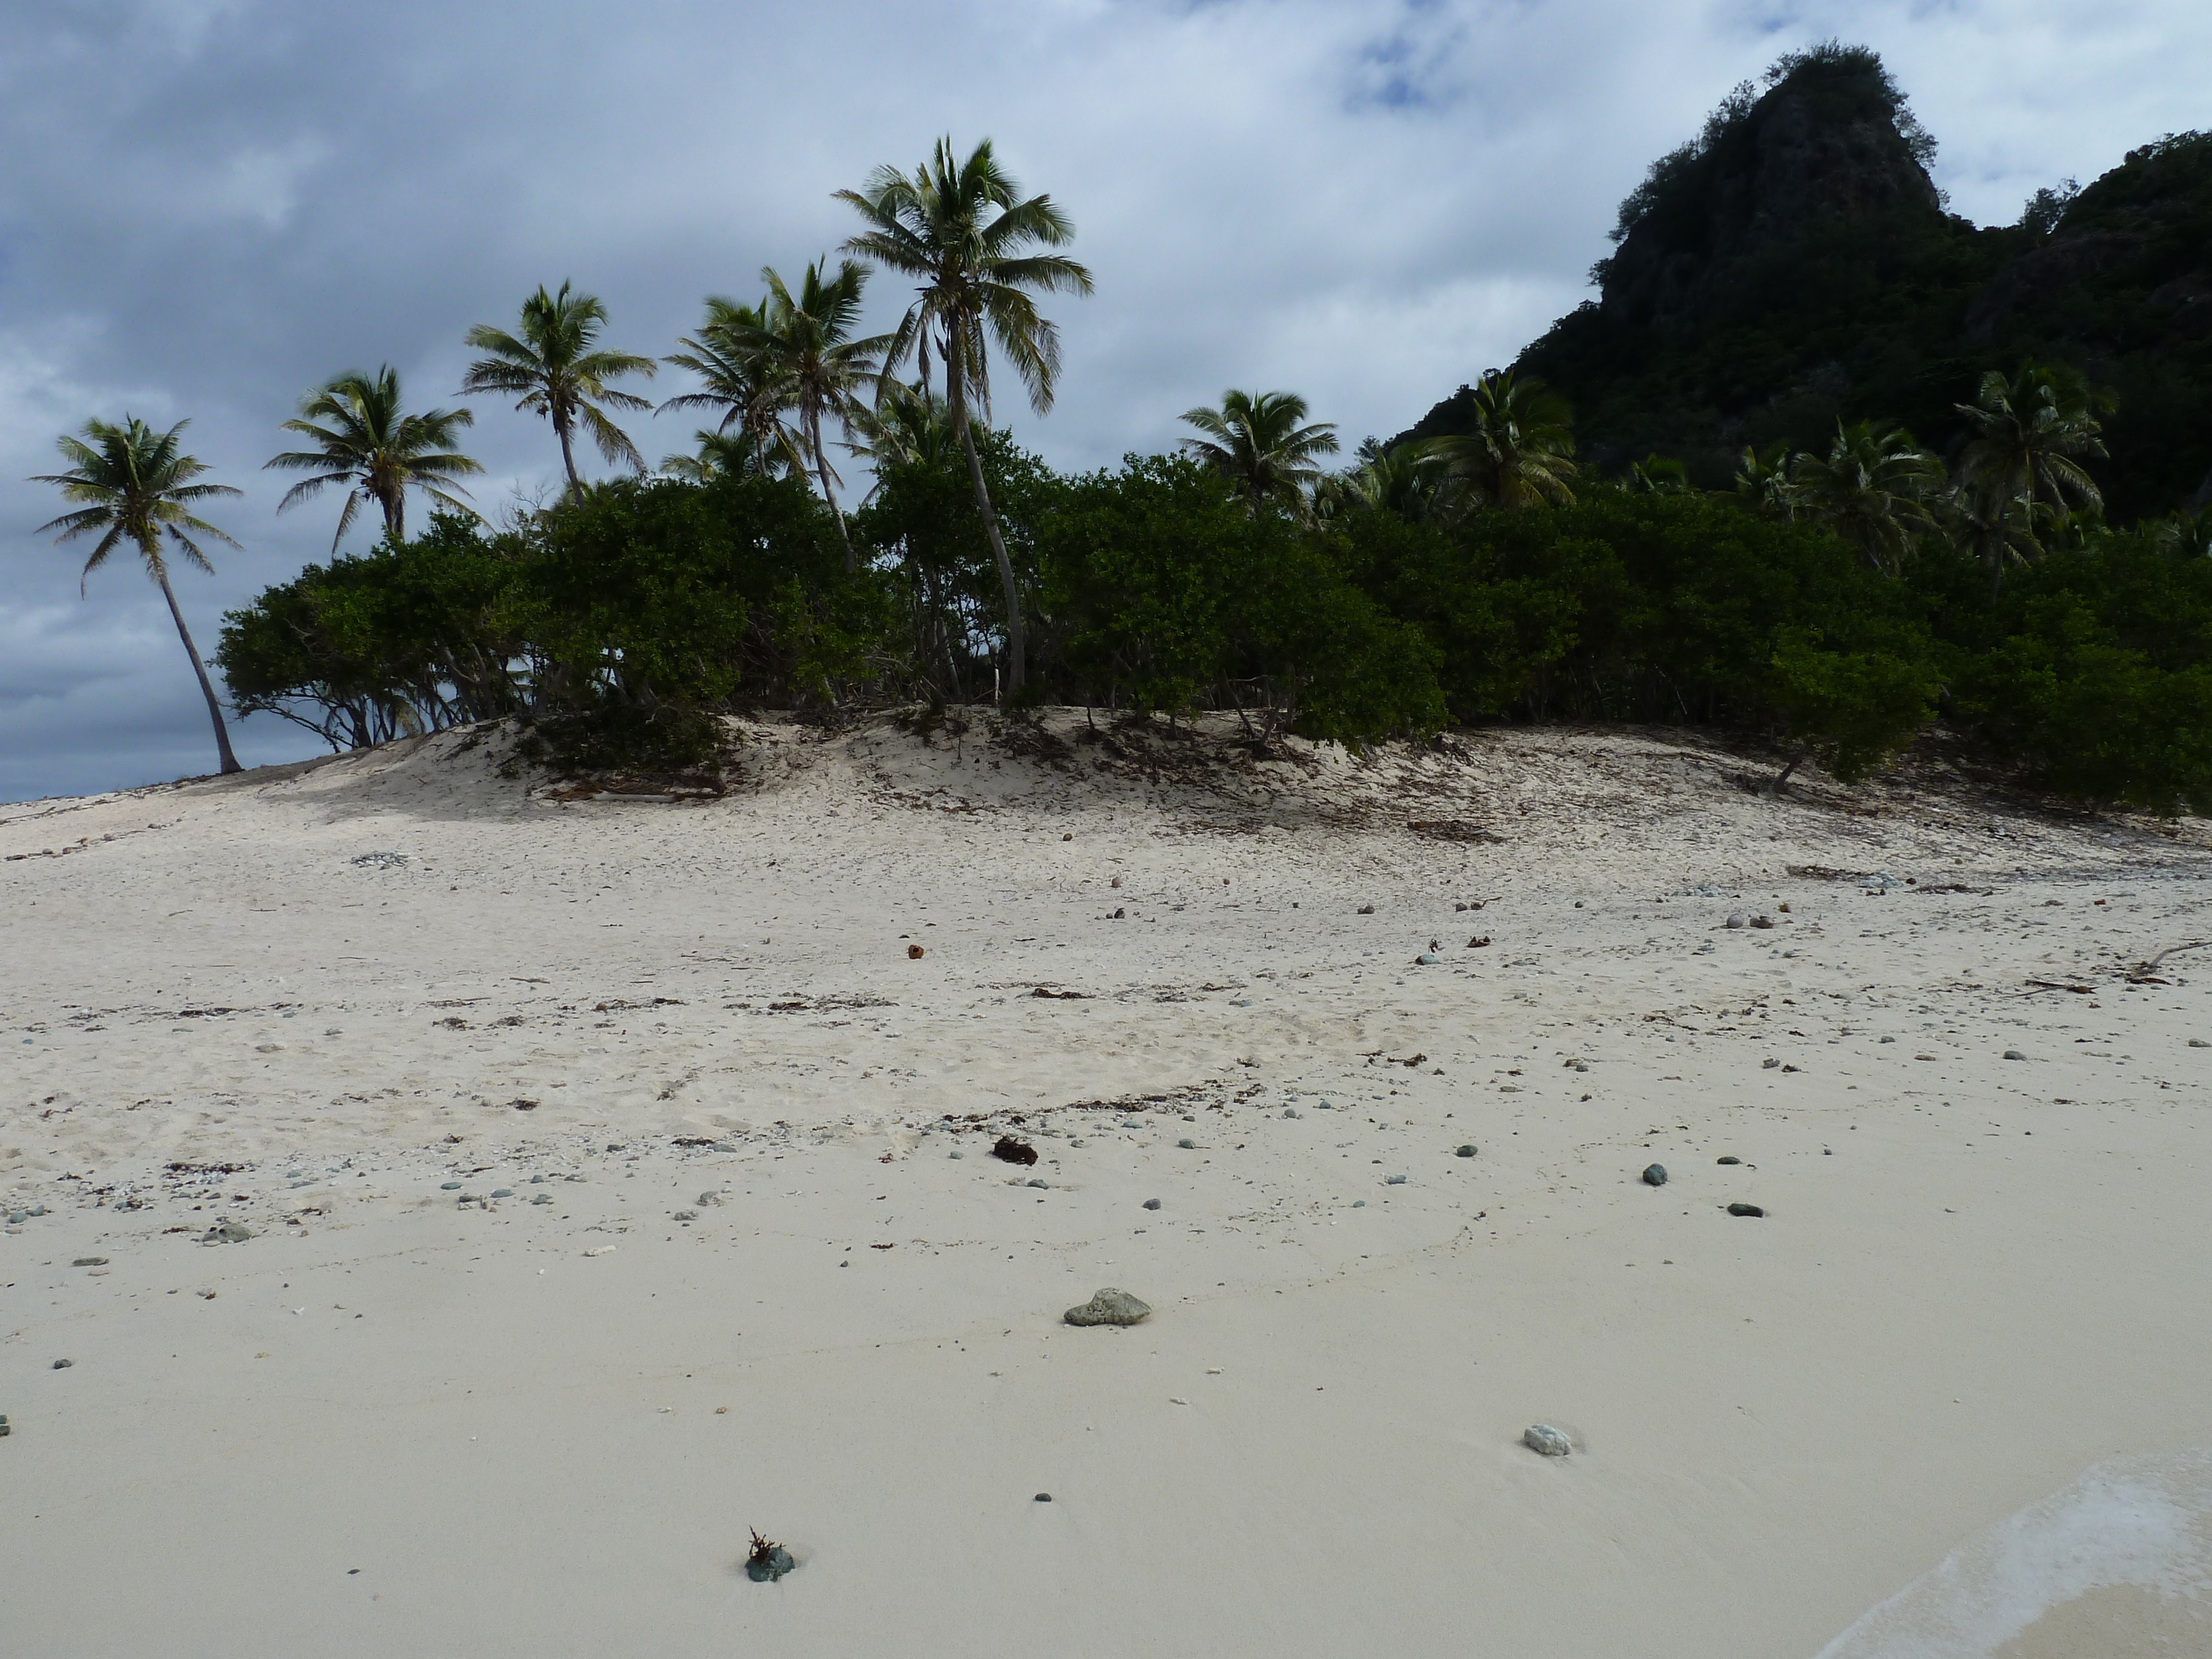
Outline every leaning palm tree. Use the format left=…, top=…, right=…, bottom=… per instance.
left=734, top=259, right=891, bottom=570
left=461, top=281, right=655, bottom=498
left=1180, top=389, right=1339, bottom=517
left=838, top=135, right=1093, bottom=691
left=1787, top=420, right=1944, bottom=575
left=263, top=366, right=482, bottom=550
left=659, top=294, right=802, bottom=479
left=1421, top=369, right=1578, bottom=513
left=32, top=416, right=244, bottom=774
left=1954, top=363, right=2108, bottom=535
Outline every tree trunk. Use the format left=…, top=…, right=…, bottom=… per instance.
left=555, top=411, right=583, bottom=500
left=1771, top=743, right=1811, bottom=795
left=810, top=408, right=854, bottom=575
left=945, top=337, right=1024, bottom=690
left=156, top=565, right=242, bottom=774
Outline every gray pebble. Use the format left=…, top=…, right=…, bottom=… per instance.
left=1384, top=1174, right=1407, bottom=1185
left=1717, top=1156, right=1741, bottom=1165
left=1026, top=1178, right=1048, bottom=1190
left=531, top=1194, right=553, bottom=1205
left=52, top=1358, right=73, bottom=1370
left=1726, top=913, right=1746, bottom=929
left=1455, top=1144, right=1478, bottom=1158
left=1177, top=1138, right=1197, bottom=1150
left=73, top=1256, right=108, bottom=1266
left=1034, top=1492, right=1052, bottom=1503
left=1642, top=1164, right=1667, bottom=1187
left=2191, top=1039, right=2210, bottom=1049
left=1142, top=1198, right=1161, bottom=1211
left=1282, top=1108, right=1301, bottom=1119
left=440, top=1182, right=462, bottom=1191
left=697, top=1192, right=723, bottom=1206
left=529, top=1175, right=547, bottom=1184
left=1727, top=1202, right=1765, bottom=1218
left=2003, top=1049, right=2027, bottom=1061
left=1524, top=1423, right=1572, bottom=1457
left=491, top=1188, right=513, bottom=1199
left=1352, top=1199, right=1366, bottom=1208
left=1064, top=1287, right=1151, bottom=1327
left=1415, top=953, right=1442, bottom=965
left=948, top=1150, right=964, bottom=1160
left=673, top=1209, right=698, bottom=1221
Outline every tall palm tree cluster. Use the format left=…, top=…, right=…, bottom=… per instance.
left=30, top=138, right=1088, bottom=770
left=1190, top=359, right=2155, bottom=602
left=1741, top=365, right=2114, bottom=582
left=1176, top=370, right=1578, bottom=526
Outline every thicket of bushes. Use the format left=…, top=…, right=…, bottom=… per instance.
left=216, top=435, right=2212, bottom=812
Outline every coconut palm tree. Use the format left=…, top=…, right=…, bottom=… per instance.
left=733, top=258, right=891, bottom=570
left=659, top=427, right=767, bottom=483
left=1787, top=420, right=1943, bottom=575
left=1937, top=479, right=2047, bottom=577
left=1421, top=370, right=1578, bottom=514
left=838, top=136, right=1093, bottom=691
left=844, top=381, right=958, bottom=484
left=1954, top=363, right=2108, bottom=537
left=32, top=416, right=244, bottom=773
left=1179, top=389, right=1339, bottom=517
left=659, top=294, right=802, bottom=479
left=2152, top=506, right=2212, bottom=560
left=1625, top=452, right=1692, bottom=493
left=1734, top=440, right=1793, bottom=514
left=461, top=281, right=655, bottom=498
left=263, top=366, right=482, bottom=550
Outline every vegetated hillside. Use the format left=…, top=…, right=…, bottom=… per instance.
left=1396, top=45, right=2212, bottom=521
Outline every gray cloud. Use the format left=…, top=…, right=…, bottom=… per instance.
left=2, top=0, right=2204, bottom=800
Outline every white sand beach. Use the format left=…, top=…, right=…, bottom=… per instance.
left=4, top=712, right=2209, bottom=1657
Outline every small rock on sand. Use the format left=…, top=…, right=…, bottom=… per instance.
left=1726, top=913, right=1746, bottom=929
left=1142, top=1198, right=1161, bottom=1210
left=1065, top=1288, right=1151, bottom=1327
left=2004, top=1049, right=2027, bottom=1061
left=1727, top=1203, right=1765, bottom=1218
left=1642, top=1164, right=1667, bottom=1187
left=1456, top=1144, right=1478, bottom=1157
left=1717, top=1155, right=1741, bottom=1165
left=1524, top=1423, right=1572, bottom=1457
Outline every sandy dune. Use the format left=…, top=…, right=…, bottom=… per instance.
left=3, top=711, right=2209, bottom=1657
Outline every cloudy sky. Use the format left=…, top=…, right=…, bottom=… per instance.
left=1, top=0, right=2204, bottom=802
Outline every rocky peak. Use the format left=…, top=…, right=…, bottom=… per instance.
left=1597, top=46, right=1946, bottom=335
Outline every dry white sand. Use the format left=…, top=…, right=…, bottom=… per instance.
left=4, top=711, right=2209, bottom=1657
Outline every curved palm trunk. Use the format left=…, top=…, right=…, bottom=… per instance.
left=807, top=407, right=855, bottom=576
left=945, top=335, right=1024, bottom=691
left=554, top=407, right=583, bottom=499
left=155, top=565, right=242, bottom=774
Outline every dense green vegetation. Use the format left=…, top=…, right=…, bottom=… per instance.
left=36, top=102, right=2212, bottom=813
